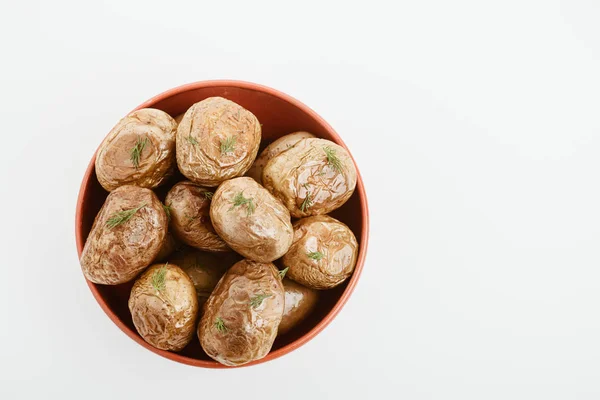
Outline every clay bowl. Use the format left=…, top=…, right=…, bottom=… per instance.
left=75, top=80, right=369, bottom=368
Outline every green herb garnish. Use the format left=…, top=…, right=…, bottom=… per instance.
left=151, top=263, right=168, bottom=292
left=220, top=136, right=236, bottom=154
left=300, top=192, right=313, bottom=213
left=307, top=251, right=324, bottom=261
left=105, top=203, right=146, bottom=229
left=163, top=204, right=171, bottom=220
left=279, top=267, right=289, bottom=280
left=229, top=192, right=255, bottom=216
left=249, top=293, right=271, bottom=309
left=215, top=317, right=227, bottom=333
left=186, top=135, right=199, bottom=145
left=323, top=146, right=344, bottom=173
left=130, top=136, right=149, bottom=169
left=203, top=191, right=214, bottom=200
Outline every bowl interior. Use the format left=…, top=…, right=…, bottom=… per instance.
left=77, top=82, right=367, bottom=367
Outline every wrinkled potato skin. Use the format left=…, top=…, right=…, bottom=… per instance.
left=165, top=181, right=229, bottom=252
left=283, top=215, right=358, bottom=289
left=176, top=97, right=261, bottom=187
left=169, top=249, right=240, bottom=310
left=96, top=108, right=177, bottom=192
left=80, top=185, right=168, bottom=285
left=174, top=113, right=185, bottom=124
left=246, top=131, right=315, bottom=184
left=278, top=279, right=319, bottom=336
left=154, top=232, right=179, bottom=262
left=262, top=138, right=357, bottom=218
left=210, top=177, right=293, bottom=262
left=128, top=264, right=198, bottom=351
left=198, top=260, right=284, bottom=366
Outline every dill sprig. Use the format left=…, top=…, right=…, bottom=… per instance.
left=106, top=203, right=147, bottom=229
left=279, top=267, right=289, bottom=280
left=249, top=293, right=271, bottom=309
left=229, top=192, right=255, bottom=216
left=162, top=204, right=171, bottom=220
left=307, top=251, right=324, bottom=261
left=300, top=192, right=313, bottom=212
left=186, top=135, right=199, bottom=145
left=152, top=263, right=168, bottom=292
left=220, top=136, right=236, bottom=154
left=203, top=191, right=214, bottom=200
left=130, top=137, right=149, bottom=169
left=323, top=146, right=344, bottom=173
left=214, top=317, right=227, bottom=333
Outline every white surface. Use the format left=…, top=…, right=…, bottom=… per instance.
left=1, top=0, right=600, bottom=398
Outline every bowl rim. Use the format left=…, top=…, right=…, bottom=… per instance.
left=75, top=79, right=369, bottom=368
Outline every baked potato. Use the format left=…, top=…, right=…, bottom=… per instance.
left=246, top=131, right=315, bottom=184
left=153, top=232, right=179, bottom=262
left=198, top=260, right=284, bottom=366
left=210, top=177, right=293, bottom=262
left=282, top=215, right=358, bottom=289
left=128, top=263, right=198, bottom=351
left=169, top=248, right=240, bottom=310
left=278, top=278, right=319, bottom=336
left=262, top=138, right=357, bottom=218
left=176, top=97, right=261, bottom=187
left=165, top=181, right=229, bottom=252
left=95, top=108, right=177, bottom=192
left=80, top=185, right=168, bottom=285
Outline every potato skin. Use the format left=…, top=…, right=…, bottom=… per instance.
left=282, top=215, right=358, bottom=289
left=278, top=279, right=319, bottom=336
left=80, top=185, right=168, bottom=285
left=153, top=232, right=179, bottom=262
left=165, top=181, right=229, bottom=252
left=262, top=138, right=357, bottom=218
left=176, top=97, right=261, bottom=187
left=198, top=260, right=284, bottom=366
left=128, top=263, right=198, bottom=351
left=246, top=131, right=315, bottom=185
left=95, top=108, right=177, bottom=192
left=210, top=177, right=293, bottom=262
left=169, top=248, right=240, bottom=310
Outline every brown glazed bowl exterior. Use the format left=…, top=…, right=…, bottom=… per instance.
left=75, top=80, right=369, bottom=368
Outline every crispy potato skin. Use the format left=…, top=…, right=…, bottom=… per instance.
left=262, top=138, right=357, bottom=218
left=95, top=108, right=177, bottom=191
left=128, top=263, right=198, bottom=351
left=210, top=177, right=293, bottom=262
left=198, top=260, right=284, bottom=366
left=278, top=279, right=319, bottom=336
left=80, top=185, right=168, bottom=285
left=165, top=181, right=229, bottom=252
left=246, top=131, right=315, bottom=185
left=176, top=97, right=261, bottom=187
left=169, top=249, right=240, bottom=310
left=283, top=215, right=358, bottom=289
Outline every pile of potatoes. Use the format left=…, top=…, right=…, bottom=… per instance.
left=80, top=97, right=358, bottom=366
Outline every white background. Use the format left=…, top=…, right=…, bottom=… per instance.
left=1, top=0, right=600, bottom=398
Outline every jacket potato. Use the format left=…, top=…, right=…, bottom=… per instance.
left=80, top=185, right=168, bottom=285
left=282, top=215, right=358, bottom=289
left=246, top=131, right=315, bottom=184
left=278, top=278, right=319, bottom=336
left=210, top=177, right=293, bottom=262
left=198, top=259, right=284, bottom=366
left=262, top=138, right=357, bottom=218
left=169, top=248, right=240, bottom=310
left=95, top=108, right=177, bottom=192
left=165, top=181, right=229, bottom=252
left=128, top=263, right=198, bottom=351
left=176, top=97, right=261, bottom=187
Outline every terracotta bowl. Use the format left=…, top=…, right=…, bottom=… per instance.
left=75, top=80, right=369, bottom=368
